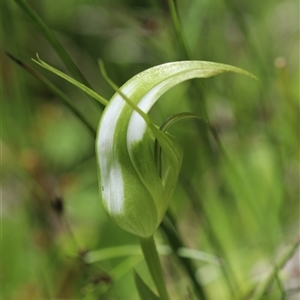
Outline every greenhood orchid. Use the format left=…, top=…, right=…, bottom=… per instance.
left=33, top=57, right=255, bottom=238
left=95, top=61, right=256, bottom=238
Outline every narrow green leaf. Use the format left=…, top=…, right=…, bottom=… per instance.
left=160, top=216, right=207, bottom=300
left=6, top=53, right=96, bottom=137
left=273, top=264, right=287, bottom=299
left=84, top=245, right=141, bottom=264
left=177, top=248, right=221, bottom=265
left=12, top=0, right=92, bottom=88
left=83, top=243, right=219, bottom=265
left=33, top=55, right=109, bottom=106
left=250, top=237, right=300, bottom=300
left=85, top=256, right=143, bottom=296
left=134, top=270, right=161, bottom=300
left=167, top=0, right=191, bottom=59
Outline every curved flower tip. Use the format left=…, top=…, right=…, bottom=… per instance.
left=96, top=60, right=256, bottom=237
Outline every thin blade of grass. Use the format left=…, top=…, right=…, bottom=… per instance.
left=166, top=0, right=191, bottom=59
left=84, top=243, right=219, bottom=265
left=108, top=256, right=142, bottom=291
left=83, top=245, right=141, bottom=263
left=12, top=0, right=92, bottom=89
left=273, top=264, right=287, bottom=299
left=160, top=216, right=208, bottom=300
left=6, top=52, right=97, bottom=137
left=250, top=237, right=300, bottom=300
left=178, top=174, right=239, bottom=299
left=33, top=55, right=109, bottom=107
left=134, top=270, right=161, bottom=300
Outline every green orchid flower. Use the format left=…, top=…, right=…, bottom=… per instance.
left=32, top=56, right=255, bottom=238
left=32, top=57, right=256, bottom=300
left=96, top=61, right=256, bottom=238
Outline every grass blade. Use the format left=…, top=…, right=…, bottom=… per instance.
left=160, top=216, right=208, bottom=300
left=33, top=55, right=109, bottom=107
left=134, top=270, right=161, bottom=300
left=83, top=245, right=141, bottom=263
left=250, top=237, right=300, bottom=300
left=167, top=0, right=191, bottom=59
left=6, top=52, right=97, bottom=137
left=12, top=0, right=93, bottom=89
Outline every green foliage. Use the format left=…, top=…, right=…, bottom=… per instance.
left=3, top=0, right=299, bottom=299
left=250, top=238, right=300, bottom=300
left=33, top=55, right=109, bottom=106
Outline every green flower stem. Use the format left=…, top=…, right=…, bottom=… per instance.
left=140, top=236, right=170, bottom=300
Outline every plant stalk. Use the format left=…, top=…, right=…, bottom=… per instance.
left=140, top=236, right=170, bottom=300
left=167, top=0, right=191, bottom=59
left=161, top=216, right=207, bottom=300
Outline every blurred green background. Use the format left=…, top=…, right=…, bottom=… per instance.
left=2, top=0, right=299, bottom=299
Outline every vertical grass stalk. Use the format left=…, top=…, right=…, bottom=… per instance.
left=164, top=7, right=255, bottom=297
left=250, top=237, right=300, bottom=300
left=166, top=0, right=191, bottom=59
left=13, top=0, right=92, bottom=88
left=6, top=53, right=97, bottom=137
left=180, top=173, right=239, bottom=298
left=161, top=215, right=207, bottom=300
